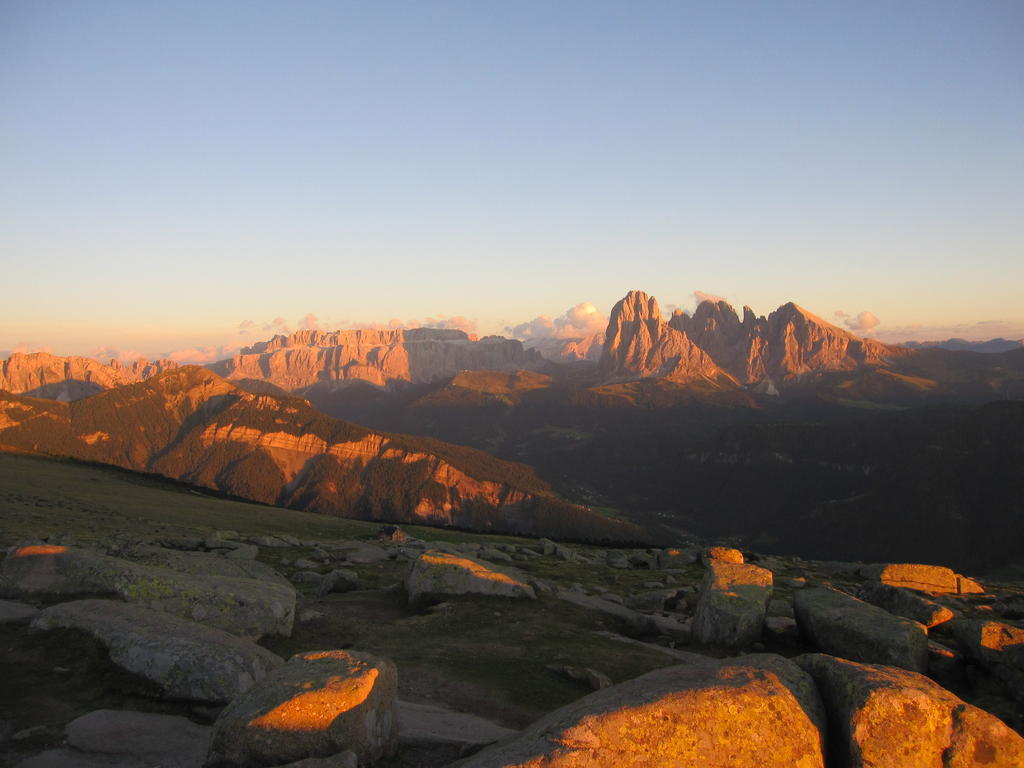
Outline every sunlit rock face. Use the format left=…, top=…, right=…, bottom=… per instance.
left=794, top=587, right=929, bottom=673
left=796, top=653, right=1024, bottom=767
left=405, top=550, right=536, bottom=605
left=856, top=582, right=955, bottom=629
left=30, top=599, right=283, bottom=704
left=457, top=654, right=826, bottom=768
left=599, top=291, right=729, bottom=385
left=0, top=351, right=177, bottom=400
left=209, top=328, right=543, bottom=391
left=206, top=649, right=398, bottom=768
left=861, top=562, right=963, bottom=594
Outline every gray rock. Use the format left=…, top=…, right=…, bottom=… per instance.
left=290, top=571, right=325, bottom=584
left=454, top=655, right=826, bottom=768
left=31, top=600, right=282, bottom=703
left=623, top=589, right=673, bottom=613
left=405, top=550, right=535, bottom=605
left=206, top=650, right=397, bottom=768
left=293, top=559, right=320, bottom=570
left=1, top=545, right=295, bottom=638
left=857, top=582, right=955, bottom=628
left=657, top=547, right=698, bottom=568
left=0, top=598, right=39, bottom=625
left=276, top=753, right=358, bottom=768
left=794, top=587, right=928, bottom=672
left=479, top=547, right=513, bottom=563
left=950, top=618, right=1024, bottom=702
left=224, top=544, right=258, bottom=560
left=317, top=569, right=359, bottom=597
left=64, top=709, right=211, bottom=767
left=605, top=551, right=630, bottom=569
left=692, top=561, right=773, bottom=649
left=796, top=653, right=1024, bottom=767
left=396, top=700, right=514, bottom=748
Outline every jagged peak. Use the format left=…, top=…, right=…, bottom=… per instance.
left=609, top=290, right=662, bottom=323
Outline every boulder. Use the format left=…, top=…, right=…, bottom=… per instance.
left=206, top=650, right=397, bottom=768
left=702, top=546, right=744, bottom=565
left=623, top=589, right=674, bottom=613
left=794, top=587, right=929, bottom=672
left=796, top=653, right=1024, bottom=767
left=857, top=582, right=955, bottom=628
left=277, top=753, right=358, bottom=768
left=860, top=563, right=959, bottom=594
left=951, top=619, right=1024, bottom=702
left=0, top=598, right=38, bottom=625
left=1, top=545, right=295, bottom=638
left=62, top=709, right=212, bottom=767
left=395, top=700, right=515, bottom=749
left=956, top=574, right=985, bottom=594
left=122, top=545, right=290, bottom=587
left=405, top=551, right=535, bottom=605
left=31, top=600, right=282, bottom=704
left=317, top=569, right=359, bottom=597
left=454, top=654, right=826, bottom=768
left=692, top=561, right=773, bottom=649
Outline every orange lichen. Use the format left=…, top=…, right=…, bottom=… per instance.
left=420, top=551, right=526, bottom=587
left=249, top=668, right=379, bottom=732
left=12, top=545, right=67, bottom=558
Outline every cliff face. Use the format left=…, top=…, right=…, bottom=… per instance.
left=0, top=352, right=178, bottom=401
left=526, top=334, right=604, bottom=363
left=0, top=367, right=639, bottom=541
left=599, top=291, right=731, bottom=384
left=209, top=328, right=544, bottom=391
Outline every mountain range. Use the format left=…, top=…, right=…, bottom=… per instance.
left=3, top=289, right=1023, bottom=570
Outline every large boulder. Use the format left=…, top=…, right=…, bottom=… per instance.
left=796, top=653, right=1024, bottom=767
left=702, top=546, right=744, bottom=565
left=860, top=563, right=959, bottom=594
left=1, top=544, right=295, bottom=638
left=454, top=654, right=826, bottom=768
left=0, top=598, right=38, bottom=625
left=951, top=619, right=1024, bottom=702
left=405, top=550, right=535, bottom=605
left=794, top=587, right=928, bottom=672
left=856, top=582, right=955, bottom=629
left=122, top=544, right=292, bottom=586
left=31, top=599, right=282, bottom=704
left=206, top=650, right=398, bottom=768
left=692, top=561, right=772, bottom=649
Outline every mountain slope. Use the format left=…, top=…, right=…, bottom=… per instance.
left=0, top=367, right=641, bottom=542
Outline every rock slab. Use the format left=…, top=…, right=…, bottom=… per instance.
left=206, top=649, right=397, bottom=768
left=794, top=587, right=929, bottom=672
left=31, top=599, right=282, bottom=703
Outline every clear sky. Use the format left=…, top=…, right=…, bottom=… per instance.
left=2, top=0, right=1022, bottom=360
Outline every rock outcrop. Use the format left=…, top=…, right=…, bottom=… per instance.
left=861, top=563, right=973, bottom=594
left=951, top=619, right=1024, bottom=702
left=794, top=587, right=929, bottom=672
left=454, top=654, right=827, bottom=768
left=31, top=600, right=283, bottom=703
left=209, top=328, right=542, bottom=391
left=691, top=561, right=773, bottom=649
left=405, top=550, right=536, bottom=605
left=796, top=653, right=1024, bottom=767
left=206, top=649, right=397, bottom=768
left=0, top=351, right=177, bottom=401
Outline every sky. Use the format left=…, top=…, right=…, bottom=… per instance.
left=1, top=0, right=1022, bottom=361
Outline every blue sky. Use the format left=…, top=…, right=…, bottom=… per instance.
left=2, top=1, right=1022, bottom=359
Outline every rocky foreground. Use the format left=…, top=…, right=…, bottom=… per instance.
left=1, top=532, right=1023, bottom=767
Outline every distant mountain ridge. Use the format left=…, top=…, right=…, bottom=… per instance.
left=0, top=352, right=178, bottom=401
left=209, top=327, right=542, bottom=390
left=0, top=366, right=639, bottom=541
left=901, top=338, right=1024, bottom=353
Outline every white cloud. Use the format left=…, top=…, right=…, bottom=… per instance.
left=162, top=345, right=240, bottom=364
left=693, top=290, right=727, bottom=306
left=836, top=310, right=881, bottom=335
left=506, top=302, right=606, bottom=340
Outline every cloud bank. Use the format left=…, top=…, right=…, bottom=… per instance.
left=506, top=302, right=607, bottom=340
